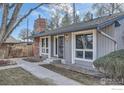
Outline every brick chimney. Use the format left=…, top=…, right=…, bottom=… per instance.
left=34, top=15, right=46, bottom=32
left=33, top=15, right=46, bottom=57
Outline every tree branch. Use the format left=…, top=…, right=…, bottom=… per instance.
left=9, top=3, right=15, bottom=9
left=0, top=4, right=9, bottom=41
left=2, top=3, right=44, bottom=42
left=7, top=4, right=23, bottom=33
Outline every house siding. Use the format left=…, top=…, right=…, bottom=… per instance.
left=64, top=33, right=72, bottom=64
left=51, top=36, right=54, bottom=57
left=114, top=19, right=124, bottom=50
left=97, top=25, right=115, bottom=58
left=75, top=60, right=94, bottom=70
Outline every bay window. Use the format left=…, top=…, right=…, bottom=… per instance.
left=75, top=33, right=93, bottom=60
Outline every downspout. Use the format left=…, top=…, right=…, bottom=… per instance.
left=97, top=26, right=117, bottom=51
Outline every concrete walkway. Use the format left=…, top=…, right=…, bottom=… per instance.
left=17, top=59, right=81, bottom=85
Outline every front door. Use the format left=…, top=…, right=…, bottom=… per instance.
left=58, top=36, right=64, bottom=58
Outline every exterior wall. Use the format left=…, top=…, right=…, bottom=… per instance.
left=33, top=37, right=40, bottom=56
left=64, top=33, right=72, bottom=64
left=114, top=19, right=124, bottom=50
left=97, top=25, right=115, bottom=58
left=51, top=36, right=54, bottom=57
left=41, top=54, right=48, bottom=59
left=33, top=17, right=46, bottom=56
left=75, top=60, right=95, bottom=71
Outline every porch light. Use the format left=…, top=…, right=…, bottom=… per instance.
left=65, top=33, right=69, bottom=41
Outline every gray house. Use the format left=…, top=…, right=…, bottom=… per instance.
left=33, top=13, right=124, bottom=69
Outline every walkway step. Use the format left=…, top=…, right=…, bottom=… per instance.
left=17, top=60, right=81, bottom=85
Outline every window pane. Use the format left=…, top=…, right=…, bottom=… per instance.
left=42, top=49, right=45, bottom=53
left=76, top=35, right=84, bottom=49
left=85, top=51, right=93, bottom=59
left=84, top=34, right=93, bottom=49
left=46, top=49, right=48, bottom=53
left=46, top=38, right=48, bottom=48
left=42, top=38, right=45, bottom=47
left=76, top=51, right=83, bottom=58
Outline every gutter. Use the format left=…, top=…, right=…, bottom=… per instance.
left=97, top=26, right=117, bottom=51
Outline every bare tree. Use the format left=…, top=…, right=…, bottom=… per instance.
left=83, top=11, right=93, bottom=22
left=19, top=28, right=33, bottom=41
left=61, top=13, right=72, bottom=27
left=92, top=3, right=124, bottom=17
left=0, top=3, right=43, bottom=44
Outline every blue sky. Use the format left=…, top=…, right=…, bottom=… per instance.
left=11, top=3, right=93, bottom=40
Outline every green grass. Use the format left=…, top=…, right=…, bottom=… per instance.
left=41, top=64, right=100, bottom=85
left=0, top=67, right=54, bottom=85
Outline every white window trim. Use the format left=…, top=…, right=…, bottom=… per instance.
left=71, top=29, right=97, bottom=64
left=53, top=36, right=58, bottom=57
left=40, top=36, right=51, bottom=58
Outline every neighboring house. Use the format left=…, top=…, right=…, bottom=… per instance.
left=0, top=36, right=19, bottom=58
left=33, top=13, right=124, bottom=69
left=5, top=36, right=19, bottom=44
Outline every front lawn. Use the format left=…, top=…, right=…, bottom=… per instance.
left=41, top=64, right=100, bottom=85
left=0, top=67, right=54, bottom=85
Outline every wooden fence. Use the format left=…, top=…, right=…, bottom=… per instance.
left=0, top=43, right=34, bottom=59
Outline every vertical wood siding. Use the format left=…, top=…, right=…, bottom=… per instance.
left=114, top=19, right=124, bottom=50
left=64, top=33, right=72, bottom=64
left=97, top=25, right=115, bottom=58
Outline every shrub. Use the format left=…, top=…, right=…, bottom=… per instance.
left=93, top=49, right=124, bottom=84
left=0, top=60, right=10, bottom=66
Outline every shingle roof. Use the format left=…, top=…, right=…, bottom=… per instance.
left=34, top=13, right=124, bottom=37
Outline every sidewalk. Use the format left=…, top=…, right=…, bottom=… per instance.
left=17, top=59, right=81, bottom=85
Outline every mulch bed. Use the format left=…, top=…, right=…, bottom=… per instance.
left=0, top=60, right=16, bottom=66
left=23, top=57, right=42, bottom=62
left=41, top=64, right=101, bottom=85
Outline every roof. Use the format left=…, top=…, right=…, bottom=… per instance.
left=5, top=36, right=19, bottom=43
left=34, top=13, right=124, bottom=37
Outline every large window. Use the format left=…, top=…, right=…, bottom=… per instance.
left=41, top=37, right=49, bottom=54
left=75, top=33, right=93, bottom=60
